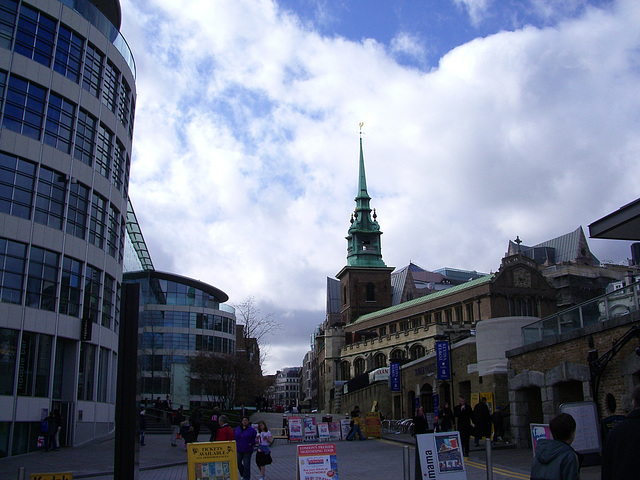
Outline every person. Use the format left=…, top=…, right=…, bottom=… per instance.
left=454, top=395, right=474, bottom=456
left=255, top=420, right=274, bottom=480
left=347, top=407, right=366, bottom=440
left=191, top=406, right=203, bottom=441
left=491, top=406, right=505, bottom=442
left=601, top=385, right=640, bottom=480
left=473, top=397, right=492, bottom=446
left=139, top=408, right=147, bottom=446
left=440, top=402, right=454, bottom=432
left=180, top=419, right=195, bottom=448
left=42, top=411, right=58, bottom=452
left=235, top=416, right=257, bottom=480
left=53, top=409, right=63, bottom=449
left=530, top=413, right=579, bottom=480
left=208, top=407, right=220, bottom=441
left=154, top=397, right=163, bottom=410
left=413, top=405, right=429, bottom=480
left=163, top=395, right=171, bottom=411
left=215, top=415, right=235, bottom=441
left=170, top=406, right=184, bottom=447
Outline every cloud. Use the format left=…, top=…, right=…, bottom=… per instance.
left=452, top=0, right=493, bottom=26
left=390, top=32, right=428, bottom=65
left=121, top=0, right=640, bottom=372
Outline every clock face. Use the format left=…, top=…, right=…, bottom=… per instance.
left=513, top=268, right=532, bottom=288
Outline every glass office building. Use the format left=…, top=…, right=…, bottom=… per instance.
left=0, top=0, right=135, bottom=456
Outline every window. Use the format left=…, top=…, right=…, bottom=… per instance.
left=83, top=264, right=101, bottom=323
left=0, top=152, right=36, bottom=219
left=0, top=0, right=18, bottom=49
left=106, top=204, right=120, bottom=258
left=74, top=109, right=96, bottom=166
left=117, top=78, right=130, bottom=129
left=34, top=166, right=66, bottom=230
left=14, top=4, right=55, bottom=66
left=445, top=309, right=453, bottom=324
left=466, top=303, right=474, bottom=323
left=82, top=43, right=103, bottom=97
left=78, top=342, right=96, bottom=400
left=373, top=352, right=386, bottom=368
left=455, top=306, right=463, bottom=324
left=101, top=60, right=118, bottom=113
left=16, top=331, right=52, bottom=397
left=378, top=326, right=386, bottom=336
left=390, top=349, right=405, bottom=360
left=409, top=344, right=425, bottom=360
left=129, top=95, right=135, bottom=137
left=0, top=237, right=26, bottom=304
left=399, top=320, right=409, bottom=331
left=89, top=193, right=107, bottom=249
left=435, top=311, right=443, bottom=324
left=53, top=25, right=83, bottom=82
left=389, top=323, right=397, bottom=334
left=0, top=70, right=6, bottom=111
left=26, top=245, right=58, bottom=311
left=59, top=255, right=82, bottom=317
left=97, top=347, right=109, bottom=402
left=65, top=181, right=89, bottom=239
left=112, top=139, right=125, bottom=192
left=101, top=274, right=115, bottom=328
left=114, top=282, right=120, bottom=334
left=95, top=124, right=112, bottom=178
left=366, top=282, right=375, bottom=301
left=354, top=358, right=366, bottom=376
left=44, top=93, right=75, bottom=153
left=0, top=327, right=19, bottom=395
left=3, top=76, right=46, bottom=139
left=425, top=313, right=432, bottom=324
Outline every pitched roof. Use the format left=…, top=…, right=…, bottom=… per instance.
left=507, top=226, right=599, bottom=266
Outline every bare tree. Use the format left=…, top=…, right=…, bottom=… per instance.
left=233, top=295, right=282, bottom=354
left=189, top=352, right=237, bottom=409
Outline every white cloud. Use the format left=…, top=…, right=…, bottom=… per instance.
left=121, top=0, right=640, bottom=372
left=452, top=0, right=493, bottom=26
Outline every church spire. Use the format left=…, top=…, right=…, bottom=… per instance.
left=345, top=127, right=386, bottom=267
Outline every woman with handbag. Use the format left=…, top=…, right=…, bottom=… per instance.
left=255, top=420, right=274, bottom=480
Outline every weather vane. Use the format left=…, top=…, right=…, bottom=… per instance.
left=359, top=122, right=364, bottom=136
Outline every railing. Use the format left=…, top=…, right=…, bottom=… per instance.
left=522, top=280, right=640, bottom=345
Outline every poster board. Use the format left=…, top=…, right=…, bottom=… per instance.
left=297, top=443, right=339, bottom=480
left=303, top=416, right=318, bottom=442
left=318, top=422, right=330, bottom=441
left=560, top=401, right=602, bottom=454
left=364, top=412, right=381, bottom=438
left=530, top=424, right=551, bottom=457
left=288, top=416, right=304, bottom=442
left=328, top=421, right=342, bottom=441
left=187, top=441, right=238, bottom=480
left=340, top=419, right=351, bottom=440
left=416, top=432, right=467, bottom=479
left=30, top=474, right=72, bottom=480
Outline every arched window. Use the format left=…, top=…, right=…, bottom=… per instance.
left=366, top=283, right=375, bottom=301
left=409, top=344, right=425, bottom=360
left=390, top=349, right=405, bottom=361
left=354, top=357, right=366, bottom=376
left=340, top=361, right=351, bottom=381
left=373, top=352, right=387, bottom=368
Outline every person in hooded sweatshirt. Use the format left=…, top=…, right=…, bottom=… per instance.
left=530, top=413, right=580, bottom=480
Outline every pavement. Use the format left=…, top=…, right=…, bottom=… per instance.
left=0, top=412, right=603, bottom=480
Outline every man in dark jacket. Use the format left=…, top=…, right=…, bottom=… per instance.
left=530, top=413, right=579, bottom=480
left=473, top=397, right=492, bottom=446
left=454, top=396, right=474, bottom=456
left=601, top=385, right=640, bottom=480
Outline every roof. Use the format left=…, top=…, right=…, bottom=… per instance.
left=589, top=197, right=640, bottom=241
left=507, top=226, right=599, bottom=266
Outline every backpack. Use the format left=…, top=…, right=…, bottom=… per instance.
left=41, top=419, right=49, bottom=434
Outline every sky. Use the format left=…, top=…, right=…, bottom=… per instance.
left=119, top=0, right=640, bottom=375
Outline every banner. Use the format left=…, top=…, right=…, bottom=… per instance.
left=328, top=421, right=342, bottom=441
left=364, top=412, right=381, bottom=438
left=435, top=341, right=450, bottom=380
left=416, top=432, right=467, bottom=479
left=340, top=419, right=351, bottom=440
left=389, top=362, right=401, bottom=392
left=187, top=440, right=238, bottom=480
left=297, top=443, right=339, bottom=480
left=303, top=416, right=318, bottom=442
left=318, top=423, right=330, bottom=441
left=288, top=416, right=304, bottom=442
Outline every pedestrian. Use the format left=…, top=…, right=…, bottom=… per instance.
left=42, top=411, right=58, bottom=452
left=454, top=395, right=474, bottom=456
left=413, top=405, right=429, bottom=480
left=491, top=406, right=505, bottom=442
left=601, top=385, right=640, bottom=480
left=180, top=419, right=195, bottom=448
left=139, top=408, right=147, bottom=446
left=170, top=406, right=184, bottom=447
left=440, top=402, right=454, bottom=432
left=530, top=413, right=579, bottom=480
left=208, top=407, right=220, bottom=441
left=191, top=406, right=203, bottom=441
left=215, top=415, right=235, bottom=441
left=53, top=409, right=63, bottom=448
left=255, top=420, right=274, bottom=480
left=346, top=406, right=365, bottom=440
left=163, top=395, right=171, bottom=411
left=473, top=397, right=491, bottom=446
left=235, top=415, right=257, bottom=480
left=154, top=397, right=162, bottom=410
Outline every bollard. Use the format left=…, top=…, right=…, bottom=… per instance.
left=17, top=467, right=24, bottom=480
left=485, top=438, right=493, bottom=480
left=403, top=445, right=410, bottom=480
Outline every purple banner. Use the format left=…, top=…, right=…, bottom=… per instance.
left=436, top=341, right=451, bottom=380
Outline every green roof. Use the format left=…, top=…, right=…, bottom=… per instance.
left=352, top=273, right=495, bottom=325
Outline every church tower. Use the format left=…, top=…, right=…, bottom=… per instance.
left=336, top=132, right=394, bottom=325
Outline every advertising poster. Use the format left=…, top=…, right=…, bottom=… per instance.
left=340, top=419, right=351, bottom=440
left=297, top=443, right=339, bottom=480
left=288, top=416, right=304, bottom=442
left=530, top=424, right=551, bottom=457
left=328, top=421, right=342, bottom=441
left=364, top=412, right=381, bottom=438
left=318, top=422, right=330, bottom=441
left=435, top=341, right=451, bottom=380
left=187, top=441, right=238, bottom=480
left=303, top=416, right=318, bottom=442
left=389, top=362, right=401, bottom=392
left=560, top=401, right=602, bottom=454
left=416, top=432, right=467, bottom=480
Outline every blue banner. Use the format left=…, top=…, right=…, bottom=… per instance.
left=389, top=362, right=401, bottom=392
left=436, top=341, right=451, bottom=380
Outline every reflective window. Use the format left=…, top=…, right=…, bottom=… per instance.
left=0, top=237, right=26, bottom=304
left=66, top=181, right=89, bottom=239
left=112, top=139, right=124, bottom=192
left=0, top=70, right=6, bottom=111
left=26, top=245, right=58, bottom=311
left=0, top=152, right=36, bottom=219
left=88, top=193, right=107, bottom=249
left=97, top=347, right=109, bottom=402
left=115, top=282, right=120, bottom=334
left=83, top=264, right=101, bottom=323
left=44, top=93, right=75, bottom=153
left=118, top=212, right=125, bottom=262
left=17, top=331, right=52, bottom=397
left=53, top=24, right=83, bottom=83
left=14, top=4, right=55, bottom=66
left=101, top=60, right=118, bottom=113
left=3, top=76, right=46, bottom=139
left=59, top=255, right=82, bottom=317
left=82, top=43, right=103, bottom=97
left=73, top=109, right=96, bottom=166
left=94, top=124, right=112, bottom=179
left=0, top=0, right=18, bottom=49
left=129, top=95, right=135, bottom=138
left=78, top=342, right=96, bottom=401
left=106, top=203, right=120, bottom=258
left=0, top=327, right=18, bottom=395
left=117, top=78, right=130, bottom=130
left=34, top=166, right=66, bottom=230
left=101, top=274, right=114, bottom=329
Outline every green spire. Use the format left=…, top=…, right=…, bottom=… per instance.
left=345, top=136, right=386, bottom=267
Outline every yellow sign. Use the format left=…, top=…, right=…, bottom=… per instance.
left=187, top=441, right=238, bottom=480
left=30, top=474, right=72, bottom=480
left=364, top=412, right=382, bottom=438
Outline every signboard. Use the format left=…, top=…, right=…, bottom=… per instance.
left=368, top=367, right=389, bottom=384
left=318, top=423, right=330, bottom=441
left=303, top=416, right=318, bottom=442
left=288, top=416, right=304, bottom=442
left=297, top=443, right=339, bottom=480
left=530, top=423, right=551, bottom=457
left=435, top=341, right=450, bottom=380
left=328, top=422, right=342, bottom=441
left=364, top=412, right=381, bottom=438
left=30, top=474, right=72, bottom=480
left=340, top=419, right=351, bottom=440
left=559, top=401, right=602, bottom=454
left=416, top=432, right=467, bottom=479
left=389, top=362, right=401, bottom=392
left=187, top=441, right=238, bottom=480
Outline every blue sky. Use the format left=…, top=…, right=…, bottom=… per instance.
left=120, top=0, right=639, bottom=374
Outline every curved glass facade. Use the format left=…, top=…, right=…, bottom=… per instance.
left=0, top=0, right=135, bottom=456
left=123, top=271, right=237, bottom=407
